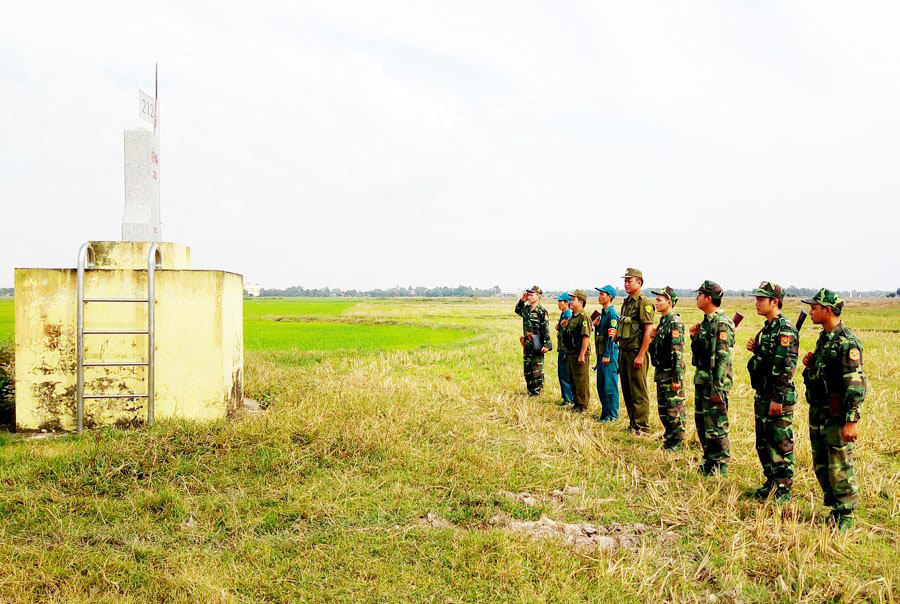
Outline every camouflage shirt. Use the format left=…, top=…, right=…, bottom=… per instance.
left=649, top=312, right=685, bottom=383
left=515, top=300, right=553, bottom=354
left=618, top=292, right=655, bottom=350
left=802, top=322, right=866, bottom=423
left=691, top=308, right=735, bottom=397
left=563, top=309, right=592, bottom=355
left=747, top=313, right=799, bottom=404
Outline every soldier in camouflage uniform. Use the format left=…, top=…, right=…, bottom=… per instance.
left=563, top=289, right=593, bottom=412
left=745, top=281, right=798, bottom=504
left=689, top=281, right=735, bottom=477
left=515, top=285, right=553, bottom=396
left=801, top=288, right=866, bottom=532
left=648, top=287, right=686, bottom=451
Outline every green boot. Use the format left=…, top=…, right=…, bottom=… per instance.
left=831, top=511, right=854, bottom=533
left=773, top=487, right=791, bottom=505
left=746, top=480, right=774, bottom=501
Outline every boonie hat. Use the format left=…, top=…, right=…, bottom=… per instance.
left=752, top=281, right=784, bottom=301
left=696, top=280, right=724, bottom=301
left=525, top=285, right=543, bottom=295
left=621, top=268, right=643, bottom=280
left=594, top=284, right=617, bottom=299
left=651, top=286, right=679, bottom=306
left=801, top=288, right=844, bottom=313
left=556, top=292, right=572, bottom=302
left=570, top=289, right=588, bottom=303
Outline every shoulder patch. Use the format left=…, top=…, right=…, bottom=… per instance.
left=780, top=335, right=791, bottom=347
left=718, top=330, right=728, bottom=341
left=848, top=348, right=860, bottom=361
left=610, top=318, right=617, bottom=327
left=644, top=304, right=653, bottom=314
left=672, top=329, right=681, bottom=338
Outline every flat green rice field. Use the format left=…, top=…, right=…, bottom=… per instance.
left=0, top=299, right=12, bottom=342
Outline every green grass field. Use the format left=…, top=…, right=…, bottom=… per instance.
left=0, top=296, right=897, bottom=602
left=0, top=299, right=12, bottom=342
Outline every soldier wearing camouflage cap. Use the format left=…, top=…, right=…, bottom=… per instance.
left=648, top=287, right=686, bottom=451
left=562, top=289, right=593, bottom=412
left=801, top=288, right=866, bottom=532
left=515, top=286, right=553, bottom=396
left=689, top=280, right=735, bottom=477
left=745, top=281, right=799, bottom=504
left=618, top=268, right=655, bottom=434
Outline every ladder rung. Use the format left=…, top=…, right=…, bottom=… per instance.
left=83, top=329, right=149, bottom=335
left=82, top=361, right=149, bottom=367
left=83, top=393, right=149, bottom=399
left=84, top=298, right=149, bottom=303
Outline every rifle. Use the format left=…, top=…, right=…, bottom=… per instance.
left=796, top=309, right=808, bottom=332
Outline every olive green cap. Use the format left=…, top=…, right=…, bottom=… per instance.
left=525, top=285, right=543, bottom=295
left=651, top=286, right=678, bottom=306
left=801, top=288, right=844, bottom=313
left=752, top=280, right=784, bottom=301
left=621, top=268, right=643, bottom=280
left=570, top=289, right=588, bottom=303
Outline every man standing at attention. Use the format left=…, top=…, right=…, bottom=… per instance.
left=618, top=268, right=655, bottom=434
left=564, top=289, right=593, bottom=413
left=555, top=293, right=575, bottom=405
left=690, top=281, right=735, bottom=477
left=801, top=288, right=866, bottom=532
left=745, top=281, right=798, bottom=504
left=592, top=285, right=620, bottom=422
left=515, top=286, right=552, bottom=396
left=648, top=286, right=686, bottom=451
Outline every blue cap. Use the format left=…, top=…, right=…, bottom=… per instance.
left=594, top=285, right=616, bottom=299
left=556, top=292, right=572, bottom=302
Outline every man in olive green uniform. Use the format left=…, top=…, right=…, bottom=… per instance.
left=563, top=289, right=593, bottom=413
left=689, top=280, right=735, bottom=477
left=801, top=288, right=866, bottom=532
left=746, top=281, right=798, bottom=504
left=618, top=268, right=655, bottom=434
left=648, top=287, right=686, bottom=451
left=515, top=286, right=552, bottom=396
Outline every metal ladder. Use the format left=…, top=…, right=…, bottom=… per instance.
left=75, top=242, right=161, bottom=434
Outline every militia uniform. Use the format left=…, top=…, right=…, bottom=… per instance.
left=648, top=287, right=686, bottom=450
left=801, top=289, right=866, bottom=528
left=747, top=282, right=798, bottom=501
left=563, top=289, right=593, bottom=412
left=594, top=285, right=620, bottom=422
left=556, top=293, right=575, bottom=404
left=690, top=281, right=735, bottom=476
left=515, top=286, right=553, bottom=396
left=618, top=268, right=655, bottom=433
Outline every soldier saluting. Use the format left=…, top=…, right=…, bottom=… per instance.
left=801, top=288, right=866, bottom=532
left=648, top=287, right=686, bottom=451
left=746, top=282, right=798, bottom=504
left=690, top=280, right=735, bottom=477
left=515, top=286, right=553, bottom=396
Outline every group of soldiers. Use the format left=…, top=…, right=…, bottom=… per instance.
left=515, top=268, right=866, bottom=532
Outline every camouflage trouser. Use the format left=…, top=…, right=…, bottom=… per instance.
left=523, top=353, right=545, bottom=395
left=809, top=407, right=859, bottom=513
left=754, top=395, right=795, bottom=488
left=566, top=351, right=592, bottom=412
left=656, top=381, right=686, bottom=448
left=694, top=384, right=730, bottom=465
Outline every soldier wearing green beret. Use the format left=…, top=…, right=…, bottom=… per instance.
left=689, top=280, right=735, bottom=477
left=648, top=287, right=686, bottom=451
left=618, top=268, right=655, bottom=434
left=745, top=281, right=798, bottom=504
left=515, top=285, right=553, bottom=396
left=801, top=288, right=866, bottom=532
left=563, top=289, right=593, bottom=412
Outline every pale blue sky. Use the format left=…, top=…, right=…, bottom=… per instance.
left=1, top=1, right=898, bottom=291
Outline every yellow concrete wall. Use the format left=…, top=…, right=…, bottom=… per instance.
left=14, top=266, right=243, bottom=431
left=90, top=241, right=191, bottom=270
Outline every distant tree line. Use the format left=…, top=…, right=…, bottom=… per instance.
left=0, top=288, right=13, bottom=297
left=260, top=285, right=503, bottom=298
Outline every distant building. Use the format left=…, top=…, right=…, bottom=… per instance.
left=244, top=282, right=261, bottom=297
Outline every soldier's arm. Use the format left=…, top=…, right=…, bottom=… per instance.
left=672, top=320, right=686, bottom=382
left=542, top=311, right=553, bottom=352
left=841, top=340, right=866, bottom=423
left=604, top=313, right=618, bottom=359
left=712, top=322, right=732, bottom=396
left=770, top=327, right=799, bottom=403
left=515, top=300, right=525, bottom=317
